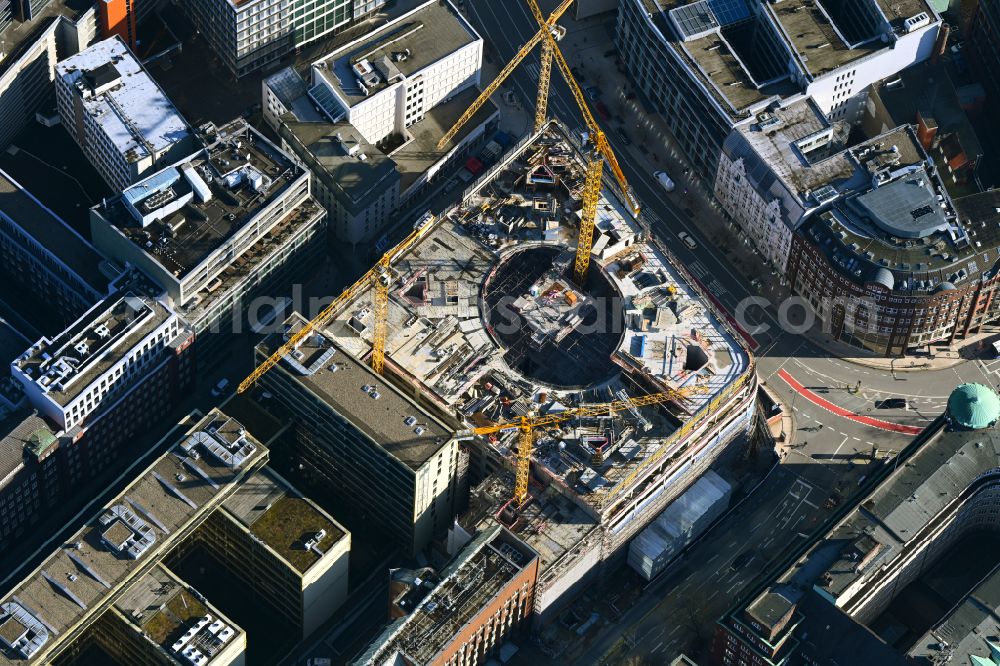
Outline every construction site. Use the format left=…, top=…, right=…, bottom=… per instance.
left=253, top=119, right=758, bottom=629
left=240, top=0, right=760, bottom=637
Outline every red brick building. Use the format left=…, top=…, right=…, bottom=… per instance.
left=354, top=526, right=539, bottom=666
left=787, top=189, right=1000, bottom=356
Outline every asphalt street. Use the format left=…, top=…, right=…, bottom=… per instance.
left=460, top=1, right=998, bottom=662
left=579, top=468, right=827, bottom=663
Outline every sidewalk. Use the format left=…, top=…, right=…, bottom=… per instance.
left=806, top=324, right=1000, bottom=373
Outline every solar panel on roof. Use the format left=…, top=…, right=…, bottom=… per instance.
left=708, top=0, right=752, bottom=25
left=670, top=0, right=752, bottom=39
left=670, top=0, right=719, bottom=38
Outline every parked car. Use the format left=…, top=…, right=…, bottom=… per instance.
left=731, top=550, right=756, bottom=571
left=677, top=231, right=697, bottom=250
left=595, top=101, right=611, bottom=121
left=211, top=378, right=231, bottom=397
left=653, top=170, right=675, bottom=192
left=616, top=129, right=631, bottom=145
left=875, top=397, right=908, bottom=409
left=585, top=85, right=601, bottom=101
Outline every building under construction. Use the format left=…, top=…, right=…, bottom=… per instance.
left=256, top=121, right=757, bottom=625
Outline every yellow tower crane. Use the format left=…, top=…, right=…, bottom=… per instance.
left=237, top=216, right=437, bottom=393
left=463, top=386, right=705, bottom=507
left=436, top=0, right=575, bottom=150
left=523, top=0, right=640, bottom=285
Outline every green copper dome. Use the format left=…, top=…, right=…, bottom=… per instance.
left=947, top=383, right=1000, bottom=430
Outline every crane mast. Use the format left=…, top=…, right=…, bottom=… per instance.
left=435, top=0, right=575, bottom=151
left=238, top=217, right=436, bottom=393
left=524, top=0, right=639, bottom=284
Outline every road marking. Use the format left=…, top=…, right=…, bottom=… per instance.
left=707, top=554, right=718, bottom=564
left=690, top=260, right=709, bottom=278
left=833, top=435, right=849, bottom=458
left=790, top=358, right=950, bottom=400
left=726, top=581, right=741, bottom=594
left=708, top=279, right=728, bottom=297
left=802, top=498, right=820, bottom=509
left=653, top=641, right=665, bottom=653
left=779, top=369, right=924, bottom=435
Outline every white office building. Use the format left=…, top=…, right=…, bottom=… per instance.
left=263, top=0, right=496, bottom=244
left=308, top=0, right=482, bottom=146
left=11, top=277, right=188, bottom=432
left=55, top=35, right=194, bottom=192
left=89, top=119, right=328, bottom=355
left=617, top=0, right=942, bottom=177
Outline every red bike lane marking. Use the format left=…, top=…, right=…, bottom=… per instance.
left=777, top=369, right=924, bottom=435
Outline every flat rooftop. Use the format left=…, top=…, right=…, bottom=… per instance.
left=276, top=64, right=496, bottom=204
left=0, top=169, right=108, bottom=296
left=729, top=97, right=856, bottom=211
left=278, top=117, right=398, bottom=212
left=223, top=467, right=346, bottom=574
left=392, top=85, right=499, bottom=193
left=113, top=565, right=243, bottom=664
left=259, top=313, right=453, bottom=470
left=314, top=0, right=478, bottom=106
left=56, top=36, right=191, bottom=163
left=908, top=562, right=1000, bottom=665
left=769, top=417, right=1000, bottom=613
left=792, top=588, right=907, bottom=663
left=682, top=33, right=771, bottom=111
left=800, top=141, right=1000, bottom=294
left=95, top=119, right=305, bottom=280
left=14, top=282, right=174, bottom=407
left=0, top=413, right=55, bottom=489
left=767, top=0, right=881, bottom=78
left=874, top=0, right=934, bottom=33
left=355, top=526, right=536, bottom=665
left=0, top=409, right=266, bottom=665
left=872, top=60, right=983, bottom=193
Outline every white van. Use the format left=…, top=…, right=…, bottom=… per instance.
left=654, top=170, right=675, bottom=192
